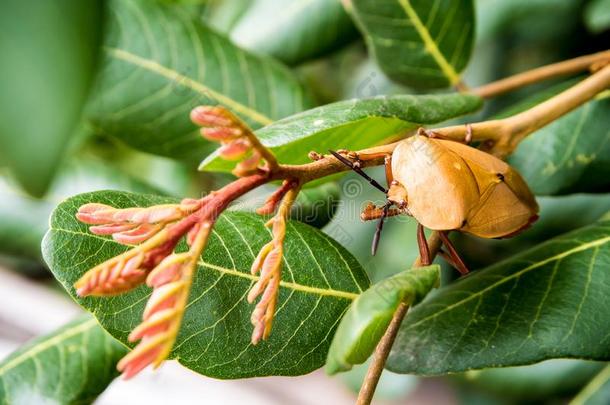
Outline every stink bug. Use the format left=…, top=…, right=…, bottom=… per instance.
left=330, top=127, right=539, bottom=274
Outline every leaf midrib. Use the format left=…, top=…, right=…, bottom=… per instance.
left=51, top=227, right=359, bottom=301
left=404, top=234, right=610, bottom=331
left=0, top=318, right=98, bottom=376
left=397, top=0, right=460, bottom=84
left=105, top=47, right=274, bottom=126
left=199, top=261, right=357, bottom=300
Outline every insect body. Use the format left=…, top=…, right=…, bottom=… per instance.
left=330, top=131, right=539, bottom=274
left=388, top=134, right=538, bottom=238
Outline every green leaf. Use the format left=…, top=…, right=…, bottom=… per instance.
left=572, top=364, right=610, bottom=405
left=200, top=93, right=483, bottom=172
left=326, top=265, right=440, bottom=374
left=43, top=190, right=370, bottom=378
left=476, top=0, right=581, bottom=42
left=348, top=0, right=475, bottom=89
left=0, top=315, right=127, bottom=404
left=230, top=0, right=358, bottom=65
left=585, top=0, right=610, bottom=34
left=0, top=158, right=159, bottom=262
left=290, top=182, right=341, bottom=228
left=387, top=221, right=610, bottom=375
left=0, top=0, right=103, bottom=196
left=87, top=0, right=315, bottom=164
left=509, top=96, right=610, bottom=195
left=460, top=359, right=605, bottom=400
left=202, top=0, right=253, bottom=33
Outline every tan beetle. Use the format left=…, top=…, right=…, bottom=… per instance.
left=330, top=127, right=539, bottom=274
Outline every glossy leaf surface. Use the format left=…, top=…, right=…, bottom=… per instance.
left=0, top=315, right=126, bottom=404
left=230, top=0, right=357, bottom=65
left=509, top=96, right=610, bottom=195
left=200, top=93, right=482, bottom=172
left=43, top=191, right=370, bottom=378
left=87, top=0, right=314, bottom=163
left=348, top=0, right=475, bottom=88
left=326, top=265, right=439, bottom=374
left=388, top=221, right=610, bottom=375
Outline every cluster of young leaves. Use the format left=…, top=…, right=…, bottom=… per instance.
left=4, top=0, right=610, bottom=402
left=27, top=0, right=479, bottom=397
left=44, top=191, right=370, bottom=379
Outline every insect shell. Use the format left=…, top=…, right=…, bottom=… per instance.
left=387, top=135, right=539, bottom=239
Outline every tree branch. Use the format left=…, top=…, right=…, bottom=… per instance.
left=83, top=51, right=610, bottom=380
left=353, top=60, right=610, bottom=405
left=177, top=53, right=610, bottom=389
left=433, top=63, right=610, bottom=157
left=473, top=50, right=610, bottom=99
left=356, top=232, right=443, bottom=405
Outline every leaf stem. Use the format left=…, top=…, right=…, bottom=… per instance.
left=356, top=303, right=408, bottom=404
left=434, top=64, right=610, bottom=157
left=276, top=58, right=610, bottom=182
left=473, top=50, right=610, bottom=99
left=355, top=232, right=443, bottom=405
left=354, top=63, right=610, bottom=401
left=243, top=128, right=280, bottom=173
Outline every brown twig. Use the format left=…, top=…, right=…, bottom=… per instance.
left=273, top=59, right=610, bottom=183
left=81, top=51, right=610, bottom=381
left=356, top=232, right=443, bottom=405
left=473, top=50, right=610, bottom=99
left=431, top=64, right=610, bottom=157
left=353, top=58, right=610, bottom=405
left=242, top=128, right=280, bottom=173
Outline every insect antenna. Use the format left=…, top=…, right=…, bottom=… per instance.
left=328, top=150, right=392, bottom=255
left=371, top=202, right=391, bottom=255
left=328, top=150, right=388, bottom=194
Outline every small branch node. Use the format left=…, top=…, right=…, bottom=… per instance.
left=308, top=151, right=324, bottom=161
left=256, top=179, right=299, bottom=216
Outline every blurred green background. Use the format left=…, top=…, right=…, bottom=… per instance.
left=1, top=0, right=609, bottom=404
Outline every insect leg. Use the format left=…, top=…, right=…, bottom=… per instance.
left=438, top=249, right=458, bottom=269
left=384, top=154, right=393, bottom=185
left=417, top=223, right=431, bottom=266
left=329, top=150, right=388, bottom=194
left=361, top=202, right=402, bottom=221
left=371, top=203, right=390, bottom=256
left=438, top=231, right=469, bottom=275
